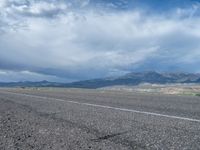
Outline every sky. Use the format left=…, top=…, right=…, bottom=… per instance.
left=0, top=0, right=200, bottom=82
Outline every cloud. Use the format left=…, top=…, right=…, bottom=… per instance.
left=0, top=70, right=68, bottom=82
left=11, top=1, right=69, bottom=17
left=0, top=0, right=69, bottom=18
left=0, top=0, right=200, bottom=82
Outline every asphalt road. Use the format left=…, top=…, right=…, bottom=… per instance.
left=0, top=88, right=200, bottom=150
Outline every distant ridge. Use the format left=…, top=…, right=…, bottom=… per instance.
left=0, top=80, right=61, bottom=88
left=63, top=71, right=200, bottom=88
left=1, top=72, right=200, bottom=88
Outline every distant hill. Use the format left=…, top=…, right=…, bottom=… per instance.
left=63, top=71, right=200, bottom=88
left=0, top=80, right=62, bottom=88
left=1, top=72, right=200, bottom=88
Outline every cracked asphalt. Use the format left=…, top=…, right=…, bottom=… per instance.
left=0, top=88, right=200, bottom=150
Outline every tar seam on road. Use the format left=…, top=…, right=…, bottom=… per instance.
left=1, top=91, right=200, bottom=123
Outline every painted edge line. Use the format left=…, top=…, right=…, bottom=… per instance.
left=1, top=91, right=200, bottom=123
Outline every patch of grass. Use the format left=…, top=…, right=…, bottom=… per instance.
left=178, top=92, right=197, bottom=97
left=195, top=93, right=200, bottom=97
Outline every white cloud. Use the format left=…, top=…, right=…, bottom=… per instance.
left=0, top=70, right=7, bottom=75
left=0, top=0, right=6, bottom=8
left=176, top=3, right=200, bottom=18
left=12, top=1, right=69, bottom=17
left=0, top=70, right=68, bottom=82
left=0, top=11, right=160, bottom=69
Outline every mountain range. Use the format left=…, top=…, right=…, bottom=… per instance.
left=1, top=71, right=200, bottom=88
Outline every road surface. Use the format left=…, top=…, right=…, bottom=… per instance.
left=0, top=88, right=200, bottom=149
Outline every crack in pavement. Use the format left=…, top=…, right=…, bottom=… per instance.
left=91, top=131, right=128, bottom=142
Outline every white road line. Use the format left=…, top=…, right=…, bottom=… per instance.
left=1, top=91, right=200, bottom=123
